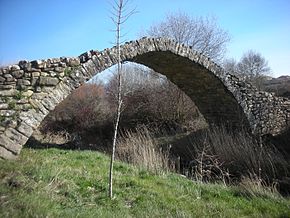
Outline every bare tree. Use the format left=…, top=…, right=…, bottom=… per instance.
left=237, top=50, right=271, bottom=77
left=146, top=12, right=230, bottom=63
left=108, top=0, right=136, bottom=199
left=223, top=50, right=271, bottom=90
left=222, top=58, right=238, bottom=75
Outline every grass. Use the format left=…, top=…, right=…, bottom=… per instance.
left=0, top=148, right=289, bottom=218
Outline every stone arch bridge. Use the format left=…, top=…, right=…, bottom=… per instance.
left=1, top=37, right=290, bottom=159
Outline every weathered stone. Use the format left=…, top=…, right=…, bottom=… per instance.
left=47, top=71, right=57, bottom=77
left=17, top=79, right=31, bottom=86
left=31, top=93, right=48, bottom=100
left=29, top=99, right=49, bottom=115
left=31, top=72, right=40, bottom=77
left=6, top=119, right=17, bottom=128
left=10, top=65, right=20, bottom=71
left=0, top=89, right=17, bottom=97
left=0, top=85, right=15, bottom=90
left=35, top=87, right=42, bottom=93
left=31, top=60, right=46, bottom=68
left=0, top=76, right=5, bottom=83
left=27, top=67, right=41, bottom=72
left=4, top=74, right=13, bottom=79
left=17, top=122, right=34, bottom=138
left=39, top=76, right=59, bottom=86
left=0, top=104, right=8, bottom=109
left=31, top=77, right=38, bottom=86
left=24, top=72, right=31, bottom=78
left=0, top=110, right=15, bottom=117
left=40, top=72, right=48, bottom=77
left=54, top=67, right=64, bottom=73
left=41, top=87, right=54, bottom=92
left=11, top=70, right=24, bottom=78
left=0, top=146, right=17, bottom=159
left=0, top=133, right=23, bottom=154
left=0, top=126, right=5, bottom=132
left=66, top=57, right=80, bottom=67
left=22, top=90, right=33, bottom=97
left=16, top=98, right=29, bottom=104
left=19, top=110, right=45, bottom=129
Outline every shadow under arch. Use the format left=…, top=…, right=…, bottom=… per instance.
left=129, top=50, right=250, bottom=130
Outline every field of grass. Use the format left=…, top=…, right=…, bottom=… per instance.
left=0, top=148, right=289, bottom=217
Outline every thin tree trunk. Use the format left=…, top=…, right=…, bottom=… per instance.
left=109, top=0, right=123, bottom=199
left=108, top=0, right=136, bottom=199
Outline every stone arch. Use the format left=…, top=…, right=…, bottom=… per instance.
left=1, top=37, right=289, bottom=159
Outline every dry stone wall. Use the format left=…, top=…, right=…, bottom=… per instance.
left=0, top=37, right=290, bottom=159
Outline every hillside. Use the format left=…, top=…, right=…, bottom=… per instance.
left=0, top=148, right=289, bottom=217
left=264, top=76, right=290, bottom=98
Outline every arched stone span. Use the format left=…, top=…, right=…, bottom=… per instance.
left=0, top=37, right=290, bottom=159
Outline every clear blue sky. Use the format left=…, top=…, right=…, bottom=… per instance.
left=0, top=0, right=289, bottom=77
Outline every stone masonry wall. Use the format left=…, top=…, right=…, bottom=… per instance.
left=0, top=37, right=289, bottom=159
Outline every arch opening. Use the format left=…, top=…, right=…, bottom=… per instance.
left=129, top=51, right=250, bottom=130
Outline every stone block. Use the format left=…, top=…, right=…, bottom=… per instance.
left=17, top=122, right=34, bottom=138
left=32, top=72, right=40, bottom=77
left=0, top=104, right=8, bottom=109
left=39, top=76, right=59, bottom=86
left=22, top=90, right=33, bottom=97
left=0, top=76, right=5, bottom=83
left=0, top=89, right=17, bottom=97
left=11, top=70, right=24, bottom=78
left=17, top=79, right=31, bottom=86
left=31, top=60, right=46, bottom=68
left=0, top=146, right=17, bottom=159
left=0, top=133, right=23, bottom=154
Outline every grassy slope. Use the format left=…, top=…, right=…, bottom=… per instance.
left=0, top=148, right=289, bottom=218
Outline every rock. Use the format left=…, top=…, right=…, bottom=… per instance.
left=39, top=76, right=59, bottom=86
left=0, top=85, right=15, bottom=90
left=11, top=70, right=24, bottom=78
left=0, top=90, right=17, bottom=97
left=17, top=79, right=31, bottom=86
left=18, top=60, right=34, bottom=71
left=54, top=67, right=64, bottom=73
left=17, top=123, right=34, bottom=138
left=22, top=90, right=33, bottom=97
left=4, top=74, right=13, bottom=79
left=0, top=76, right=5, bottom=83
left=31, top=60, right=46, bottom=69
left=31, top=72, right=40, bottom=77
left=0, top=146, right=17, bottom=160
left=66, top=57, right=80, bottom=67
left=0, top=104, right=8, bottom=109
left=10, top=65, right=20, bottom=71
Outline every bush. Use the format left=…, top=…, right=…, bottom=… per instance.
left=106, top=64, right=206, bottom=132
left=175, top=125, right=289, bottom=183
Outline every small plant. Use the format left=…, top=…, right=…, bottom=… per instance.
left=8, top=100, right=16, bottom=109
left=64, top=67, right=72, bottom=77
left=14, top=91, right=24, bottom=100
left=64, top=66, right=79, bottom=77
left=0, top=115, right=5, bottom=123
left=3, top=96, right=9, bottom=102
